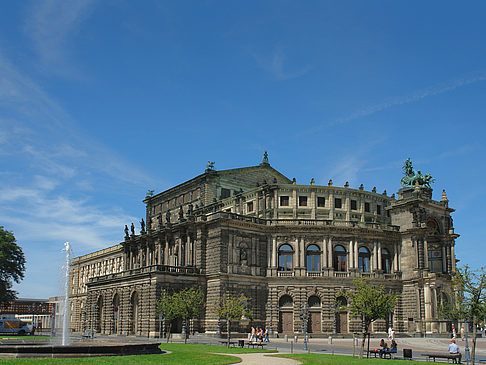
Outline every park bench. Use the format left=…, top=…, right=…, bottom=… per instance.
left=366, top=349, right=394, bottom=359
left=247, top=341, right=266, bottom=349
left=421, top=352, right=461, bottom=363
left=219, top=340, right=237, bottom=347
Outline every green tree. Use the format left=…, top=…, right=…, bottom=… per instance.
left=441, top=265, right=486, bottom=365
left=156, top=287, right=205, bottom=344
left=212, top=292, right=250, bottom=348
left=156, top=289, right=180, bottom=343
left=0, top=226, right=26, bottom=303
left=175, top=287, right=205, bottom=344
left=338, top=279, right=398, bottom=358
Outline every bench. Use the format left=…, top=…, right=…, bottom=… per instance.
left=247, top=341, right=266, bottom=349
left=366, top=349, right=395, bottom=359
left=219, top=340, right=237, bottom=347
left=421, top=353, right=461, bottom=363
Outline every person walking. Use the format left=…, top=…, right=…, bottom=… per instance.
left=264, top=327, right=270, bottom=342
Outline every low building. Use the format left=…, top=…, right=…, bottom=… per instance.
left=69, top=154, right=459, bottom=337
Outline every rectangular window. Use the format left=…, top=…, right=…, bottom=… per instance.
left=247, top=202, right=254, bottom=212
left=377, top=205, right=382, bottom=215
left=220, top=188, right=231, bottom=199
left=335, top=198, right=342, bottom=209
left=365, top=202, right=370, bottom=212
left=280, top=196, right=289, bottom=206
left=299, top=196, right=308, bottom=206
left=317, top=197, right=325, bottom=207
left=351, top=200, right=357, bottom=210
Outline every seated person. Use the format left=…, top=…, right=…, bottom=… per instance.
left=389, top=340, right=398, bottom=353
left=378, top=339, right=389, bottom=358
left=448, top=339, right=461, bottom=364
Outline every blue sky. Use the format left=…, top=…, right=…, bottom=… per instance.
left=1, top=1, right=485, bottom=298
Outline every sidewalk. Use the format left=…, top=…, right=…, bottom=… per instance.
left=217, top=352, right=300, bottom=365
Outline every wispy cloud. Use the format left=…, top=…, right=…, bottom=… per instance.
left=253, top=46, right=310, bottom=81
left=0, top=50, right=153, bottom=297
left=330, top=72, right=486, bottom=126
left=24, top=0, right=95, bottom=74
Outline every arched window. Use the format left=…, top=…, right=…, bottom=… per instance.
left=382, top=248, right=392, bottom=274
left=308, top=295, right=321, bottom=308
left=333, top=245, right=347, bottom=272
left=279, top=295, right=293, bottom=308
left=336, top=296, right=347, bottom=308
left=428, top=243, right=443, bottom=273
left=358, top=247, right=370, bottom=272
left=278, top=244, right=294, bottom=271
left=96, top=296, right=103, bottom=332
left=306, top=244, right=321, bottom=271
left=113, top=294, right=120, bottom=334
left=131, top=292, right=139, bottom=334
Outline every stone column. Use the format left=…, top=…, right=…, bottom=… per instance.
left=300, top=237, right=305, bottom=272
left=451, top=243, right=456, bottom=271
left=424, top=285, right=432, bottom=332
left=329, top=191, right=334, bottom=221
left=424, top=239, right=429, bottom=270
left=292, top=190, right=297, bottom=219
left=348, top=241, right=353, bottom=269
left=354, top=240, right=358, bottom=269
left=373, top=242, right=378, bottom=271
left=345, top=196, right=350, bottom=221
left=322, top=237, right=327, bottom=269
left=394, top=242, right=399, bottom=272
left=377, top=242, right=382, bottom=271
left=327, top=236, right=333, bottom=268
left=442, top=246, right=447, bottom=273
left=271, top=237, right=277, bottom=268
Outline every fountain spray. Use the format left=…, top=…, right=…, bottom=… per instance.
left=62, top=241, right=72, bottom=346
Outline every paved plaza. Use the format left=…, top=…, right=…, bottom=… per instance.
left=78, top=333, right=486, bottom=363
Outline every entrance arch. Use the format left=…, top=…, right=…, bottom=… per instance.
left=308, top=296, right=321, bottom=333
left=131, top=292, right=139, bottom=335
left=335, top=296, right=348, bottom=334
left=278, top=295, right=293, bottom=333
left=112, top=293, right=120, bottom=334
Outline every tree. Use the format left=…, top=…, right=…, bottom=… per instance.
left=156, top=287, right=204, bottom=343
left=338, top=279, right=398, bottom=358
left=0, top=226, right=26, bottom=303
left=212, top=292, right=250, bottom=348
left=175, top=287, right=204, bottom=344
left=440, top=265, right=486, bottom=365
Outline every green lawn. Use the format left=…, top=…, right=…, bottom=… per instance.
left=271, top=353, right=421, bottom=364
left=0, top=336, right=51, bottom=340
left=0, top=343, right=274, bottom=364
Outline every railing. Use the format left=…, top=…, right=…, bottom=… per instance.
left=307, top=272, right=322, bottom=277
left=334, top=272, right=350, bottom=278
left=88, top=265, right=200, bottom=283
left=277, top=271, right=295, bottom=277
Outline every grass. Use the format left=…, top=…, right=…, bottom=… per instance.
left=0, top=343, right=274, bottom=364
left=0, top=336, right=51, bottom=340
left=270, top=353, right=421, bottom=364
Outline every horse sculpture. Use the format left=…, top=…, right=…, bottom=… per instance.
left=400, top=158, right=435, bottom=188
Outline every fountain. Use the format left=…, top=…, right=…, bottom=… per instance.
left=62, top=241, right=71, bottom=346
left=0, top=242, right=162, bottom=358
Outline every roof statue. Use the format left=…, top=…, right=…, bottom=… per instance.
left=205, top=161, right=215, bottom=172
left=261, top=151, right=269, bottom=165
left=400, top=158, right=435, bottom=188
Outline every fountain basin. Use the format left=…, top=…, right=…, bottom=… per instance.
left=0, top=341, right=163, bottom=358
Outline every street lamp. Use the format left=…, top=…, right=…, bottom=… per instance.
left=300, top=302, right=309, bottom=351
left=464, top=320, right=470, bottom=363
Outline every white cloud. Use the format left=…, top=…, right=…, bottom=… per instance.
left=24, top=0, right=96, bottom=74
left=253, top=46, right=310, bottom=81
left=330, top=72, right=486, bottom=126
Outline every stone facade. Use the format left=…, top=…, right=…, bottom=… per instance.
left=69, top=157, right=459, bottom=337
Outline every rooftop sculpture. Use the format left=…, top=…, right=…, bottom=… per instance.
left=400, top=158, right=435, bottom=188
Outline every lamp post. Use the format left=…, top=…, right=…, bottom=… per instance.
left=464, top=320, right=470, bottom=363
left=300, top=302, right=309, bottom=351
